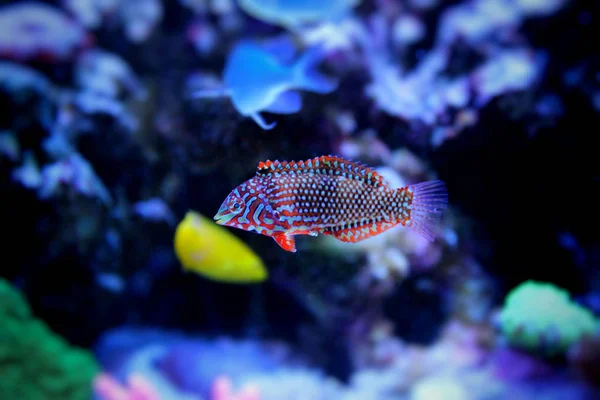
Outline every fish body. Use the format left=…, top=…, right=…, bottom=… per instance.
left=194, top=40, right=337, bottom=130
left=214, top=155, right=447, bottom=252
left=174, top=211, right=267, bottom=283
left=223, top=42, right=294, bottom=116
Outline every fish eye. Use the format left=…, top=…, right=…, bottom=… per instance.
left=228, top=197, right=244, bottom=213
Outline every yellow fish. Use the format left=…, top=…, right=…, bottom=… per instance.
left=174, top=211, right=267, bottom=283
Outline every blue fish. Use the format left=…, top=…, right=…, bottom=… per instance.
left=193, top=41, right=338, bottom=130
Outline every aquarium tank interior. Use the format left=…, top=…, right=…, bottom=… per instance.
left=1, top=0, right=600, bottom=399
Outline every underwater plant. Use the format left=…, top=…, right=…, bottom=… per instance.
left=498, top=280, right=599, bottom=356
left=0, top=278, right=99, bottom=400
left=174, top=211, right=267, bottom=283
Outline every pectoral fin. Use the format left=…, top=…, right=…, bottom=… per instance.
left=272, top=232, right=296, bottom=252
left=264, top=91, right=302, bottom=114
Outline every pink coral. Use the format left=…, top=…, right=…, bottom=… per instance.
left=211, top=376, right=260, bottom=400
left=94, top=373, right=160, bottom=400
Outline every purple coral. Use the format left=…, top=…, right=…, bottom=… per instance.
left=473, top=49, right=544, bottom=107
left=76, top=49, right=146, bottom=100
left=133, top=198, right=176, bottom=225
left=0, top=2, right=89, bottom=61
left=94, top=372, right=161, bottom=400
left=211, top=376, right=260, bottom=400
left=35, top=153, right=112, bottom=204
left=347, top=0, right=560, bottom=147
left=63, top=0, right=163, bottom=43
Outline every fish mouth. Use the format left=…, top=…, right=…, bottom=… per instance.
left=213, top=203, right=230, bottom=225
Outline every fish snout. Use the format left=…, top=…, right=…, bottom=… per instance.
left=213, top=202, right=231, bottom=225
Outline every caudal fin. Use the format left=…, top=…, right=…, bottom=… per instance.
left=404, top=180, right=448, bottom=242
left=293, top=46, right=338, bottom=94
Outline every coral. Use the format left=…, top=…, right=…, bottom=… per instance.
left=0, top=61, right=57, bottom=100
left=36, top=153, right=112, bottom=204
left=498, top=280, right=599, bottom=356
left=119, top=0, right=163, bottom=43
left=63, top=0, right=163, bottom=43
left=0, top=278, right=99, bottom=400
left=237, top=0, right=362, bottom=28
left=62, top=0, right=119, bottom=29
left=94, top=373, right=160, bottom=400
left=95, top=328, right=308, bottom=398
left=568, top=334, right=600, bottom=386
left=240, top=369, right=346, bottom=400
left=334, top=130, right=392, bottom=165
left=410, top=375, right=468, bottom=400
left=392, top=14, right=425, bottom=46
left=0, top=131, right=20, bottom=161
left=211, top=376, right=260, bottom=400
left=0, top=2, right=88, bottom=61
left=336, top=0, right=561, bottom=147
left=347, top=319, right=492, bottom=397
left=94, top=328, right=416, bottom=399
left=133, top=198, right=176, bottom=225
left=76, top=49, right=146, bottom=100
left=11, top=151, right=42, bottom=189
left=0, top=61, right=59, bottom=129
left=490, top=346, right=554, bottom=381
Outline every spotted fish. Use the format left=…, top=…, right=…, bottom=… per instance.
left=214, top=155, right=448, bottom=252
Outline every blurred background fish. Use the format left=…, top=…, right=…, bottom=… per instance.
left=174, top=211, right=268, bottom=283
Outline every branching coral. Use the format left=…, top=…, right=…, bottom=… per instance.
left=63, top=0, right=163, bottom=43
left=0, top=2, right=89, bottom=61
left=346, top=319, right=498, bottom=398
left=0, top=278, right=99, bottom=400
left=311, top=0, right=563, bottom=147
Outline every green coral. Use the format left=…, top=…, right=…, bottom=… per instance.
left=499, top=280, right=599, bottom=356
left=0, top=278, right=100, bottom=400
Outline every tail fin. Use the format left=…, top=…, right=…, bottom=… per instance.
left=293, top=46, right=338, bottom=94
left=404, top=180, right=448, bottom=242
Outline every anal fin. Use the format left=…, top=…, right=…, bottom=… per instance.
left=251, top=113, right=277, bottom=130
left=272, top=232, right=296, bottom=252
left=264, top=90, right=302, bottom=114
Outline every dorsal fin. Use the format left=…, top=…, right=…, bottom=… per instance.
left=256, top=155, right=389, bottom=188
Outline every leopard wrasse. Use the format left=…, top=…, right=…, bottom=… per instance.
left=214, top=155, right=448, bottom=252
